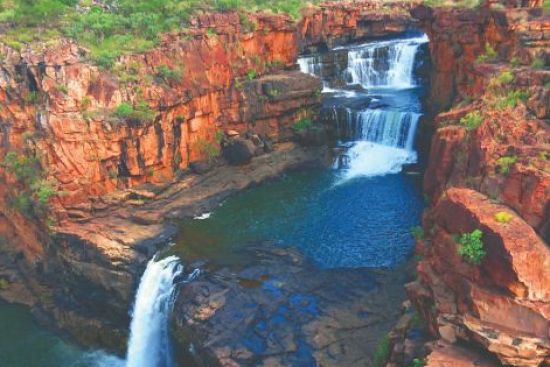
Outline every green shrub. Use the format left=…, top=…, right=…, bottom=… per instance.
left=0, top=278, right=9, bottom=290
left=372, top=335, right=391, bottom=367
left=459, top=111, right=483, bottom=130
left=156, top=64, right=183, bottom=85
left=246, top=69, right=258, bottom=81
left=2, top=152, right=57, bottom=217
left=411, top=226, right=425, bottom=241
left=457, top=229, right=486, bottom=265
left=531, top=57, right=545, bottom=70
left=113, top=101, right=155, bottom=124
left=510, top=57, right=521, bottom=67
left=495, top=90, right=529, bottom=109
left=293, top=118, right=313, bottom=132
left=494, top=211, right=513, bottom=223
left=476, top=43, right=498, bottom=64
left=496, top=155, right=517, bottom=174
left=195, top=138, right=219, bottom=162
left=239, top=12, right=256, bottom=33
left=496, top=71, right=514, bottom=85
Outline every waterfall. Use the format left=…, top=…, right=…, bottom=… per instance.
left=344, top=35, right=429, bottom=89
left=125, top=256, right=183, bottom=367
left=337, top=110, right=420, bottom=180
left=298, top=34, right=428, bottom=91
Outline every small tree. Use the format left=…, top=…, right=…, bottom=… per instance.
left=457, top=229, right=486, bottom=265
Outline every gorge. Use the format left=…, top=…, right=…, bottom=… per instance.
left=0, top=1, right=548, bottom=367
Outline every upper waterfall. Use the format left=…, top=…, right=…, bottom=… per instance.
left=298, top=34, right=429, bottom=91
left=298, top=33, right=428, bottom=181
left=343, top=35, right=429, bottom=89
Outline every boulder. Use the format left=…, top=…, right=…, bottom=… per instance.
left=222, top=138, right=257, bottom=166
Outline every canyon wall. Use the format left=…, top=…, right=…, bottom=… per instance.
left=0, top=1, right=421, bottom=353
left=406, top=3, right=550, bottom=367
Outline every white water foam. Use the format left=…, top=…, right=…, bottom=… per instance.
left=125, top=256, right=183, bottom=367
left=343, top=34, right=429, bottom=89
left=194, top=212, right=212, bottom=220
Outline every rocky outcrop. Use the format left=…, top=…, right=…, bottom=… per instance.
left=172, top=245, right=412, bottom=367
left=299, top=1, right=420, bottom=52
left=408, top=3, right=550, bottom=367
left=408, top=188, right=550, bottom=367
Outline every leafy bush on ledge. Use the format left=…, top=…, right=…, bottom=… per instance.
left=112, top=102, right=155, bottom=124
left=293, top=118, right=313, bottom=132
left=410, top=226, right=425, bottom=241
left=476, top=43, right=498, bottom=64
left=494, top=211, right=513, bottom=223
left=496, top=155, right=517, bottom=175
left=2, top=151, right=57, bottom=218
left=457, top=229, right=486, bottom=265
left=459, top=111, right=483, bottom=130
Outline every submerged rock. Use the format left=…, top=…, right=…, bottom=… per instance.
left=172, top=245, right=412, bottom=367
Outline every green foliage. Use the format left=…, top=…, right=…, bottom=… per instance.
left=113, top=101, right=155, bottom=124
left=495, top=90, right=529, bottom=109
left=457, top=229, right=486, bottom=265
left=372, top=335, right=391, bottom=367
left=459, top=111, right=483, bottom=130
left=293, top=118, right=313, bottom=132
left=1, top=0, right=331, bottom=61
left=246, top=69, right=258, bottom=81
left=215, top=130, right=225, bottom=144
left=0, top=278, right=9, bottom=290
left=476, top=43, right=498, bottom=64
left=155, top=64, right=183, bottom=85
left=2, top=151, right=57, bottom=217
left=24, top=91, right=39, bottom=105
left=239, top=12, right=257, bottom=32
left=56, top=84, right=68, bottom=95
left=410, top=226, right=425, bottom=241
left=195, top=138, right=219, bottom=162
left=496, top=71, right=514, bottom=85
left=531, top=57, right=546, bottom=70
left=494, top=211, right=513, bottom=223
left=510, top=57, right=521, bottom=67
left=496, top=155, right=517, bottom=174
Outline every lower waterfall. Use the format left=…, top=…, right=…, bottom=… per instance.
left=125, top=256, right=183, bottom=367
left=337, top=109, right=420, bottom=180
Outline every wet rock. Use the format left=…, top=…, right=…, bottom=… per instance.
left=172, top=245, right=411, bottom=367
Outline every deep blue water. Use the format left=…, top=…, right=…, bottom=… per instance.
left=174, top=167, right=424, bottom=268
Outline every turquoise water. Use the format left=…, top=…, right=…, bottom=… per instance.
left=0, top=301, right=123, bottom=367
left=173, top=167, right=424, bottom=268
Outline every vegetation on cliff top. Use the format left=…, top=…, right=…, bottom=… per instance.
left=0, top=0, right=326, bottom=66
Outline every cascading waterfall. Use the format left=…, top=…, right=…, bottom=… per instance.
left=343, top=34, right=429, bottom=89
left=125, top=256, right=183, bottom=367
left=340, top=110, right=420, bottom=180
left=298, top=33, right=428, bottom=182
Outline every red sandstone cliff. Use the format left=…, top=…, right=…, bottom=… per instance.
left=406, top=3, right=550, bottom=367
left=0, top=1, right=421, bottom=352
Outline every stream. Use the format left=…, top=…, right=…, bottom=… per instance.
left=0, top=32, right=429, bottom=367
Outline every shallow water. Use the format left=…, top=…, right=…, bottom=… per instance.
left=0, top=301, right=123, bottom=367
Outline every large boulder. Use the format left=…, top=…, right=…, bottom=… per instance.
left=222, top=138, right=257, bottom=166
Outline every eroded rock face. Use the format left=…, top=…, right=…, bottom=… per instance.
left=408, top=188, right=550, bottom=367
left=172, top=245, right=411, bottom=367
left=408, top=3, right=550, bottom=367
